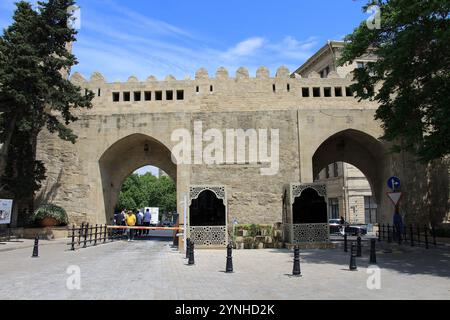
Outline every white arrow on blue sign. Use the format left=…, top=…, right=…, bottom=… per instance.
left=387, top=176, right=401, bottom=191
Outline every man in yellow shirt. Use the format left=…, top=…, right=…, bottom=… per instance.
left=125, top=211, right=136, bottom=242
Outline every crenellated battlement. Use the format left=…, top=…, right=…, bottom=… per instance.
left=70, top=65, right=374, bottom=114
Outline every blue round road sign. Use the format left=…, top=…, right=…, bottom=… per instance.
left=387, top=176, right=401, bottom=190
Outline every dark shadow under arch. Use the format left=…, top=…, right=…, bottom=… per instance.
left=189, top=190, right=226, bottom=226
left=293, top=188, right=327, bottom=224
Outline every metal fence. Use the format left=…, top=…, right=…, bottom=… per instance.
left=377, top=224, right=440, bottom=249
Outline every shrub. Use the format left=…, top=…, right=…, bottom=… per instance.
left=33, top=204, right=69, bottom=226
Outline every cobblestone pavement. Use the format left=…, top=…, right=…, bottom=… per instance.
left=0, top=239, right=449, bottom=300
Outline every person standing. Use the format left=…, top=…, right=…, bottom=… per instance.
left=143, top=209, right=151, bottom=236
left=125, top=211, right=136, bottom=242
left=393, top=206, right=404, bottom=242
left=137, top=210, right=144, bottom=237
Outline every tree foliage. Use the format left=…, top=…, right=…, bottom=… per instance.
left=117, top=173, right=177, bottom=214
left=338, top=0, right=450, bottom=161
left=0, top=0, right=94, bottom=198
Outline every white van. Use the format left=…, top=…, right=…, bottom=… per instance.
left=142, top=207, right=159, bottom=226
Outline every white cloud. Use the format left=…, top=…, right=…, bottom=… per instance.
left=222, top=37, right=265, bottom=59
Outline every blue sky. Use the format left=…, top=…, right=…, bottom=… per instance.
left=0, top=0, right=370, bottom=82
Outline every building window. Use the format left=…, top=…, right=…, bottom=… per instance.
left=176, top=90, right=184, bottom=100
left=329, top=198, right=339, bottom=219
left=134, top=91, right=141, bottom=102
left=345, top=87, right=353, bottom=97
left=335, top=87, right=343, bottom=97
left=324, top=87, right=332, bottom=97
left=320, top=66, right=330, bottom=78
left=333, top=163, right=339, bottom=177
left=364, top=196, right=378, bottom=224
left=325, top=165, right=330, bottom=179
left=302, top=87, right=310, bottom=97
left=123, top=92, right=130, bottom=102
left=144, top=91, right=152, bottom=101
left=155, top=91, right=163, bottom=101
left=313, top=87, right=321, bottom=97
left=112, top=92, right=120, bottom=102
left=166, top=90, right=173, bottom=100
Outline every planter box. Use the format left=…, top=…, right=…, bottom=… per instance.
left=12, top=227, right=69, bottom=240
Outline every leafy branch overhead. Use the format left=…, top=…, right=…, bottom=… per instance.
left=338, top=0, right=450, bottom=161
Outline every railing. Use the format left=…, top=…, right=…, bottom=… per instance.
left=67, top=224, right=184, bottom=251
left=376, top=224, right=442, bottom=249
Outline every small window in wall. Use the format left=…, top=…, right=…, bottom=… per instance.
left=329, top=198, right=340, bottom=219
left=196, top=86, right=199, bottom=93
left=176, top=90, right=184, bottom=100
left=324, top=87, right=332, bottom=97
left=112, top=92, right=120, bottom=102
left=302, top=87, right=310, bottom=97
left=210, top=85, right=214, bottom=92
left=335, top=87, right=343, bottom=97
left=272, top=84, right=276, bottom=93
left=345, top=87, right=353, bottom=97
left=320, top=66, right=330, bottom=78
left=313, top=87, right=321, bottom=97
left=98, top=89, right=101, bottom=97
left=333, top=162, right=339, bottom=177
left=123, top=92, right=131, bottom=102
left=144, top=91, right=152, bottom=101
left=155, top=91, right=163, bottom=100
left=287, top=84, right=290, bottom=92
left=166, top=90, right=173, bottom=100
left=134, top=91, right=141, bottom=101
left=326, top=165, right=330, bottom=179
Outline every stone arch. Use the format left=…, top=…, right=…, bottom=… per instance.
left=312, top=129, right=387, bottom=211
left=99, top=133, right=176, bottom=223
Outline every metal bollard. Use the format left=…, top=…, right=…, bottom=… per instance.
left=226, top=242, right=234, bottom=273
left=78, top=222, right=83, bottom=247
left=103, top=225, right=107, bottom=243
left=71, top=225, right=76, bottom=251
left=344, top=233, right=348, bottom=252
left=94, top=224, right=98, bottom=246
left=417, top=225, right=421, bottom=245
left=410, top=225, right=414, bottom=247
left=185, top=238, right=191, bottom=259
left=432, top=225, right=437, bottom=247
left=188, top=242, right=195, bottom=265
left=349, top=242, right=357, bottom=271
left=32, top=236, right=39, bottom=258
left=424, top=225, right=429, bottom=249
left=356, top=236, right=362, bottom=257
left=292, top=246, right=302, bottom=276
left=370, top=239, right=377, bottom=264
left=378, top=225, right=381, bottom=242
left=382, top=224, right=385, bottom=240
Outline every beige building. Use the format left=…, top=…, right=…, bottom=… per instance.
left=315, top=162, right=377, bottom=225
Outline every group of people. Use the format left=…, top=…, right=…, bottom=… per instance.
left=114, top=209, right=152, bottom=241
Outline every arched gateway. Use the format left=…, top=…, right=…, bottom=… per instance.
left=35, top=63, right=405, bottom=249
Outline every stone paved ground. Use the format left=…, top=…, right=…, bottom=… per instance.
left=0, top=238, right=449, bottom=300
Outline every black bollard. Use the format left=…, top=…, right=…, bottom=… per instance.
left=410, top=225, right=414, bottom=247
left=292, top=246, right=302, bottom=276
left=370, top=239, right=377, bottom=264
left=226, top=242, right=234, bottom=273
left=103, top=225, right=107, bottom=243
left=387, top=224, right=392, bottom=243
left=70, top=225, right=76, bottom=251
left=424, top=225, right=429, bottom=249
left=188, top=242, right=195, bottom=265
left=378, top=225, right=381, bottom=242
left=432, top=225, right=437, bottom=247
left=349, top=242, right=357, bottom=271
left=356, top=236, right=362, bottom=257
left=185, top=238, right=191, bottom=259
left=32, top=236, right=39, bottom=258
left=94, top=224, right=98, bottom=246
left=382, top=224, right=385, bottom=240
left=344, top=233, right=348, bottom=252
left=417, top=225, right=421, bottom=245
left=78, top=222, right=84, bottom=247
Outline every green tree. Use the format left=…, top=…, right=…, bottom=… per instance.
left=338, top=0, right=450, bottom=161
left=0, top=0, right=94, bottom=198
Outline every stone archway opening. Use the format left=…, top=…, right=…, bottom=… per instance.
left=189, top=190, right=226, bottom=226
left=99, top=134, right=176, bottom=224
left=292, top=188, right=327, bottom=224
left=312, top=129, right=386, bottom=225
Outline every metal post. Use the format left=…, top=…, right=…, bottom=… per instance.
left=226, top=242, right=234, bottom=273
left=349, top=242, right=357, bottom=271
left=188, top=241, right=195, bottom=265
left=424, top=225, right=429, bottom=249
left=185, top=238, right=190, bottom=259
left=184, top=193, right=188, bottom=257
left=71, top=225, right=75, bottom=251
left=432, top=225, right=437, bottom=247
left=344, top=233, right=348, bottom=252
left=89, top=225, right=93, bottom=244
left=83, top=223, right=88, bottom=248
left=417, top=225, right=421, bottom=245
left=78, top=222, right=84, bottom=247
left=292, top=246, right=301, bottom=276
left=382, top=224, right=385, bottom=240
left=94, top=224, right=98, bottom=246
left=32, top=236, right=39, bottom=258
left=356, top=236, right=362, bottom=257
left=378, top=225, right=381, bottom=242
left=370, top=239, right=377, bottom=264
left=387, top=224, right=391, bottom=243
left=104, top=225, right=107, bottom=243
left=410, top=225, right=414, bottom=246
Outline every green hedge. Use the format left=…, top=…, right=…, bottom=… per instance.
left=32, top=204, right=69, bottom=226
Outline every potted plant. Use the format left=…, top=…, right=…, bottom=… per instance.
left=33, top=204, right=69, bottom=227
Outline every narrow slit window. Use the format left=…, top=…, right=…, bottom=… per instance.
left=210, top=85, right=214, bottom=92
left=196, top=86, right=199, bottom=93
left=134, top=91, right=141, bottom=101
left=144, top=91, right=152, bottom=101
left=166, top=90, right=173, bottom=100
left=287, top=84, right=290, bottom=92
left=302, top=87, right=310, bottom=97
left=112, top=92, right=120, bottom=102
left=313, top=87, right=321, bottom=97
left=98, top=89, right=101, bottom=97
left=155, top=91, right=163, bottom=100
left=345, top=87, right=353, bottom=97
left=176, top=90, right=184, bottom=100
left=335, top=87, right=343, bottom=97
left=324, top=87, right=332, bottom=97
left=123, top=92, right=130, bottom=102
left=273, top=84, right=276, bottom=92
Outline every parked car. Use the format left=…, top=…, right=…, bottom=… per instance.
left=329, top=219, right=367, bottom=236
left=329, top=219, right=344, bottom=234
left=344, top=224, right=368, bottom=236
